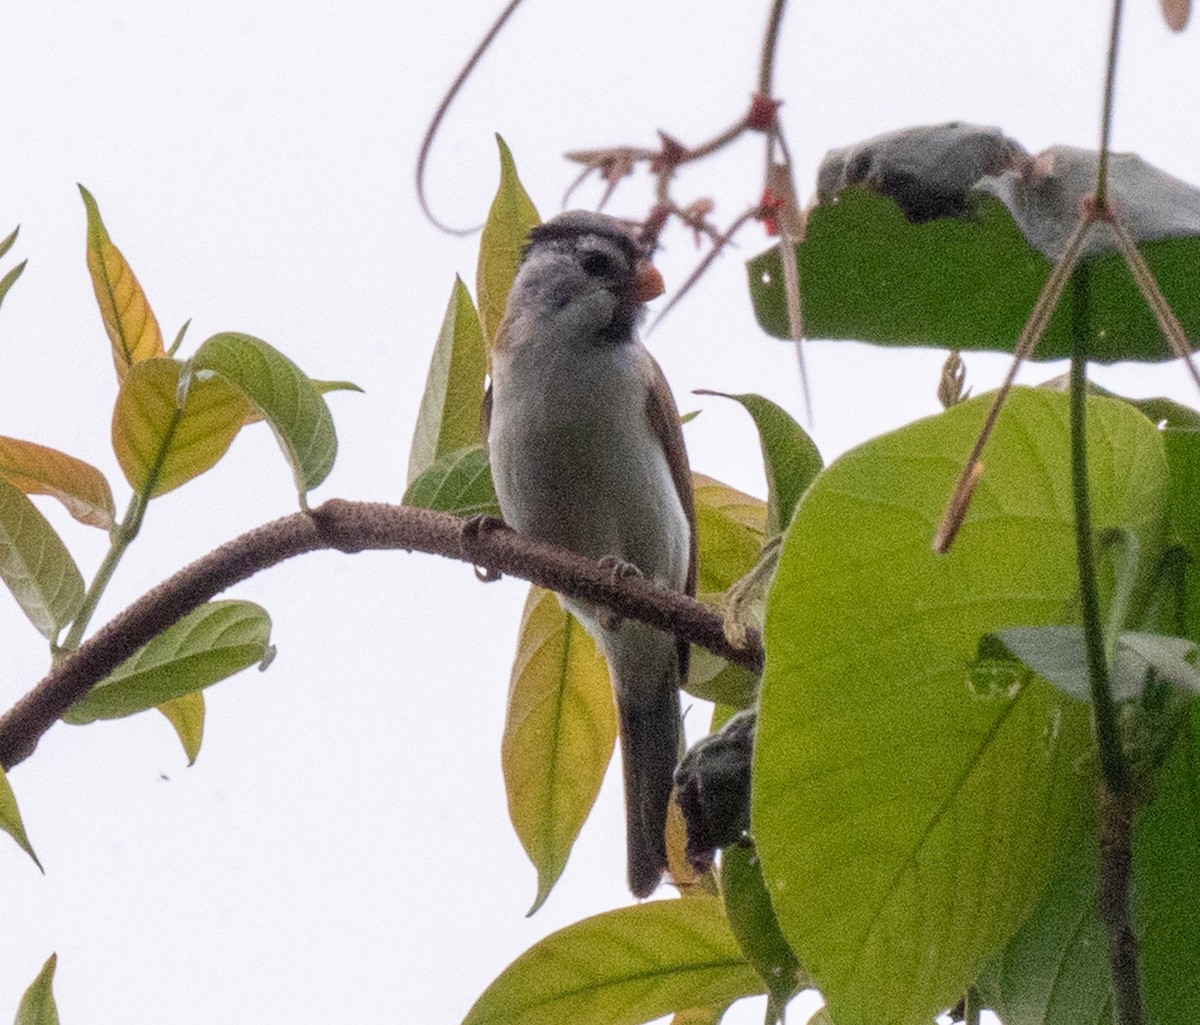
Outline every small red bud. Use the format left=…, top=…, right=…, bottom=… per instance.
left=757, top=187, right=786, bottom=236
left=746, top=93, right=783, bottom=132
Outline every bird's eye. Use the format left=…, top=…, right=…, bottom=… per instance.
left=580, top=249, right=616, bottom=277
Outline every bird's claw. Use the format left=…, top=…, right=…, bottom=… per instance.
left=597, top=555, right=643, bottom=630
left=459, top=514, right=507, bottom=582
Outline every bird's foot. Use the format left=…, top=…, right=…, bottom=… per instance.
left=459, top=514, right=507, bottom=582
left=597, top=555, right=643, bottom=630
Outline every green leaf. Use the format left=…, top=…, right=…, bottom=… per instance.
left=1116, top=632, right=1200, bottom=693
left=1129, top=396, right=1200, bottom=430
left=502, top=587, right=615, bottom=913
left=1071, top=379, right=1200, bottom=431
left=462, top=896, right=763, bottom=1025
left=157, top=691, right=206, bottom=765
left=992, top=626, right=1200, bottom=702
left=402, top=444, right=499, bottom=517
left=191, top=332, right=338, bottom=498
left=0, top=225, right=17, bottom=261
left=721, top=842, right=805, bottom=1015
left=992, top=837, right=1111, bottom=1025
left=0, top=259, right=26, bottom=315
left=313, top=379, right=364, bottom=396
left=753, top=388, right=1166, bottom=1025
left=1134, top=699, right=1200, bottom=1025
left=997, top=700, right=1200, bottom=1025
left=63, top=600, right=272, bottom=724
left=477, top=136, right=540, bottom=350
left=0, top=477, right=84, bottom=640
left=1164, top=428, right=1200, bottom=643
left=0, top=436, right=115, bottom=529
left=111, top=357, right=253, bottom=497
left=685, top=646, right=759, bottom=709
left=0, top=762, right=41, bottom=870
left=747, top=187, right=1200, bottom=364
left=407, top=277, right=487, bottom=484
left=696, top=392, right=822, bottom=535
left=709, top=703, right=741, bottom=734
left=1111, top=390, right=1200, bottom=431
left=167, top=317, right=191, bottom=357
left=14, top=954, right=59, bottom=1025
left=79, top=184, right=165, bottom=377
left=240, top=380, right=362, bottom=427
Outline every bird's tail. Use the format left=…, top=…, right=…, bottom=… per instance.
left=608, top=621, right=683, bottom=899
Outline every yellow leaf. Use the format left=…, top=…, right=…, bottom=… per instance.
left=666, top=795, right=714, bottom=896
left=693, top=473, right=767, bottom=533
left=80, top=185, right=165, bottom=378
left=0, top=761, right=42, bottom=870
left=692, top=473, right=767, bottom=595
left=0, top=436, right=115, bottom=529
left=407, top=277, right=487, bottom=483
left=112, top=358, right=253, bottom=496
left=476, top=136, right=540, bottom=350
left=671, top=1007, right=729, bottom=1025
left=502, top=586, right=615, bottom=913
left=157, top=692, right=206, bottom=765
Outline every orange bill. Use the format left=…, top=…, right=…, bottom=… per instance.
left=633, top=259, right=665, bottom=302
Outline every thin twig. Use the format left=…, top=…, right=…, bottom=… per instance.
left=647, top=207, right=760, bottom=331
left=777, top=218, right=809, bottom=421
left=1108, top=218, right=1200, bottom=392
left=758, top=0, right=790, bottom=95
left=1100, top=787, right=1143, bottom=1025
left=415, top=0, right=527, bottom=235
left=1095, top=0, right=1125, bottom=208
left=934, top=217, right=1094, bottom=552
left=0, top=500, right=762, bottom=772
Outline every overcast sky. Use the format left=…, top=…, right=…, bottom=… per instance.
left=0, top=2, right=1195, bottom=1023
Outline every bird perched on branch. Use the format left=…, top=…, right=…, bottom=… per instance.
left=487, top=210, right=696, bottom=898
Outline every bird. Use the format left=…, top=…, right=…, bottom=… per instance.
left=486, top=210, right=696, bottom=898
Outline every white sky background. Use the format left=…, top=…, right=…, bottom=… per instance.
left=0, top=2, right=1195, bottom=1022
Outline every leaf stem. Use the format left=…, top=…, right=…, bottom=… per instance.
left=963, top=985, right=981, bottom=1025
left=934, top=218, right=1092, bottom=552
left=59, top=493, right=147, bottom=654
left=1100, top=786, right=1143, bottom=1025
left=1069, top=264, right=1126, bottom=791
left=1070, top=263, right=1145, bottom=1025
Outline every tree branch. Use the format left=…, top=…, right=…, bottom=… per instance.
left=0, top=499, right=762, bottom=771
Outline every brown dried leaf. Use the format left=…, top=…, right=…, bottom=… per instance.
left=1161, top=0, right=1191, bottom=31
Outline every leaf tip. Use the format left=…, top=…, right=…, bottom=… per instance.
left=0, top=224, right=20, bottom=259
left=526, top=879, right=552, bottom=917
left=77, top=183, right=99, bottom=218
